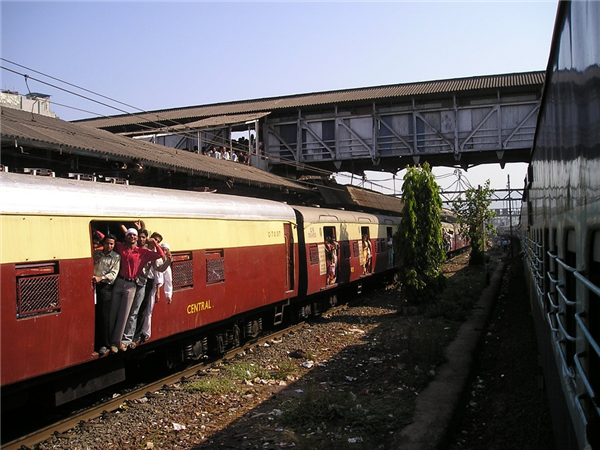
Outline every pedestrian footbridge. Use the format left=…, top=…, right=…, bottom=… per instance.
left=79, top=71, right=544, bottom=178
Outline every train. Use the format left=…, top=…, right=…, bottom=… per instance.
left=520, top=1, right=600, bottom=449
left=0, top=171, right=408, bottom=411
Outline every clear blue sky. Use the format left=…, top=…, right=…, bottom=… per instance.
left=0, top=0, right=559, bottom=194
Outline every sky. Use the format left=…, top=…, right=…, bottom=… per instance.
left=0, top=1, right=559, bottom=197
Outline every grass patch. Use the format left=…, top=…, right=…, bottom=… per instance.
left=184, top=376, right=237, bottom=395
left=224, top=359, right=299, bottom=381
left=276, top=358, right=299, bottom=379
left=224, top=361, right=271, bottom=381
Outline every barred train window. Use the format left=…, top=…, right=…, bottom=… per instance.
left=206, top=249, right=225, bottom=284
left=309, top=245, right=320, bottom=265
left=171, top=252, right=193, bottom=290
left=352, top=241, right=360, bottom=257
left=15, top=261, right=60, bottom=318
left=589, top=231, right=600, bottom=404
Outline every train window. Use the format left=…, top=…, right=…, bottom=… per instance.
left=15, top=261, right=60, bottom=318
left=589, top=231, right=600, bottom=403
left=206, top=250, right=225, bottom=284
left=543, top=228, right=550, bottom=315
left=547, top=229, right=558, bottom=330
left=309, top=245, right=320, bottom=265
left=172, top=252, right=193, bottom=290
left=564, top=230, right=577, bottom=366
left=352, top=241, right=360, bottom=257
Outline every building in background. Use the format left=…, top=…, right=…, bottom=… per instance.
left=0, top=90, right=57, bottom=118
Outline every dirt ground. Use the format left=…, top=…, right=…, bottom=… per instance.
left=446, top=254, right=556, bottom=450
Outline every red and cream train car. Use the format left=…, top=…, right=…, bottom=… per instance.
left=293, top=206, right=400, bottom=311
left=0, top=172, right=298, bottom=405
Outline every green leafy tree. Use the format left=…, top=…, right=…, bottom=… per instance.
left=452, top=180, right=496, bottom=265
left=396, top=163, right=446, bottom=304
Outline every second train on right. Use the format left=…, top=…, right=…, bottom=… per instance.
left=520, top=1, right=600, bottom=449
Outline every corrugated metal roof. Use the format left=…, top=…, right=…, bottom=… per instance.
left=77, top=71, right=545, bottom=130
left=175, top=112, right=270, bottom=130
left=316, top=182, right=404, bottom=214
left=346, top=185, right=404, bottom=214
left=0, top=106, right=309, bottom=192
left=121, top=112, right=271, bottom=137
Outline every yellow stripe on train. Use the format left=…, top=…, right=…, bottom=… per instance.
left=0, top=215, right=296, bottom=264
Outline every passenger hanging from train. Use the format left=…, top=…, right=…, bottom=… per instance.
left=325, top=238, right=334, bottom=285
left=128, top=232, right=171, bottom=349
left=92, top=234, right=120, bottom=356
left=443, top=230, right=452, bottom=253
left=120, top=229, right=155, bottom=350
left=137, top=229, right=148, bottom=248
left=92, top=230, right=105, bottom=252
left=362, top=235, right=372, bottom=275
left=325, top=237, right=339, bottom=285
left=133, top=242, right=173, bottom=346
left=387, top=235, right=394, bottom=268
left=108, top=228, right=166, bottom=354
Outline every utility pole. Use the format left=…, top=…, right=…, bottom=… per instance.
left=508, top=174, right=513, bottom=257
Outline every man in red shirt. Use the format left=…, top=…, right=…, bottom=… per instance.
left=108, top=228, right=166, bottom=353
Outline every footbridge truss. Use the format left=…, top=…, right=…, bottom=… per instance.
left=263, top=71, right=544, bottom=177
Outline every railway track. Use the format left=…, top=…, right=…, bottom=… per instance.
left=2, top=306, right=351, bottom=450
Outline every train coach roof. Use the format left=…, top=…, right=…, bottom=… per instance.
left=293, top=205, right=401, bottom=224
left=0, top=172, right=296, bottom=221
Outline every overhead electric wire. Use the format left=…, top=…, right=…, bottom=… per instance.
left=1, top=58, right=203, bottom=132
left=1, top=59, right=454, bottom=192
left=1, top=64, right=199, bottom=135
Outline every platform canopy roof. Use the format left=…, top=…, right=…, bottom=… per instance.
left=0, top=106, right=310, bottom=193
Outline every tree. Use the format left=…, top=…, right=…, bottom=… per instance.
left=452, top=180, right=496, bottom=266
left=396, top=163, right=446, bottom=304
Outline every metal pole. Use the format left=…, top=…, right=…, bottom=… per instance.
left=508, top=174, right=513, bottom=257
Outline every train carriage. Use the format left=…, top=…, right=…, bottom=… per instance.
left=0, top=172, right=299, bottom=402
left=293, top=206, right=400, bottom=302
left=520, top=2, right=600, bottom=449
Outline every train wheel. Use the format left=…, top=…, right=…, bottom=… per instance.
left=184, top=337, right=208, bottom=361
